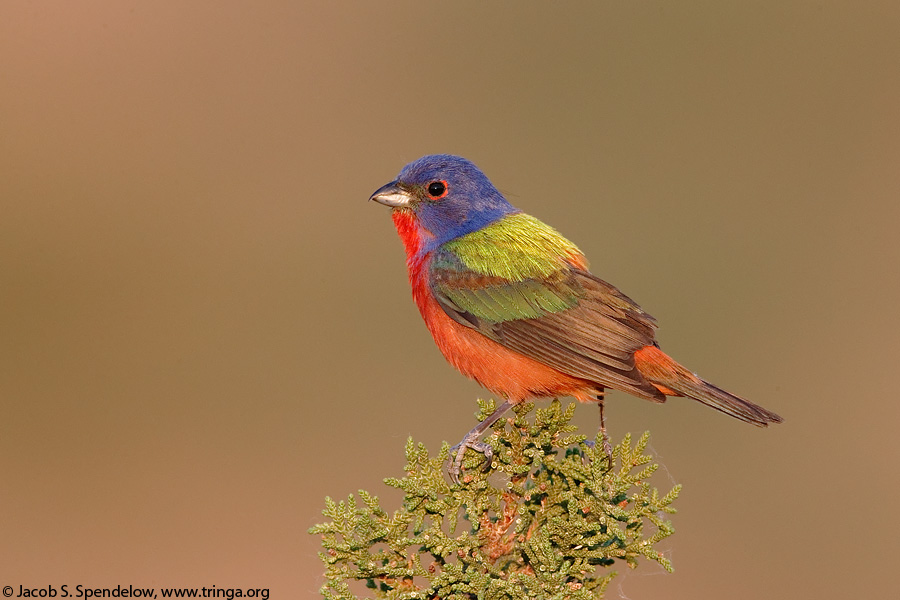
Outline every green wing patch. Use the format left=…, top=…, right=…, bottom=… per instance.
left=431, top=265, right=583, bottom=323
left=431, top=213, right=588, bottom=322
left=443, top=213, right=585, bottom=281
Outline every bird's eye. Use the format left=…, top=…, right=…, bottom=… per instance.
left=426, top=180, right=448, bottom=199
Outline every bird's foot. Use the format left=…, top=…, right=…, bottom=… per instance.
left=583, top=433, right=614, bottom=469
left=600, top=432, right=613, bottom=460
left=446, top=399, right=513, bottom=485
left=597, top=426, right=614, bottom=470
left=448, top=435, right=493, bottom=485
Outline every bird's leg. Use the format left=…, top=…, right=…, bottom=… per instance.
left=597, top=392, right=613, bottom=460
left=449, top=400, right=513, bottom=485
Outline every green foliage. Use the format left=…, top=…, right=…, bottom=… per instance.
left=310, top=399, right=681, bottom=599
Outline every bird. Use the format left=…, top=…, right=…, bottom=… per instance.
left=370, top=154, right=782, bottom=482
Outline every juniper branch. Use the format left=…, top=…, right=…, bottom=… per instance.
left=310, top=399, right=681, bottom=599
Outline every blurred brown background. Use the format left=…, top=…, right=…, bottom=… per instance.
left=2, top=1, right=898, bottom=598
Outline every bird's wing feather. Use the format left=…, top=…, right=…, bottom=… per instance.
left=430, top=244, right=665, bottom=402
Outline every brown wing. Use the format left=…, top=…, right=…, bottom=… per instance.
left=431, top=264, right=666, bottom=402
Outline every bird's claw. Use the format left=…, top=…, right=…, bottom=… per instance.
left=583, top=435, right=614, bottom=468
left=448, top=436, right=493, bottom=485
left=601, top=435, right=613, bottom=459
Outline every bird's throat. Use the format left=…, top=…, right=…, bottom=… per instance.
left=391, top=209, right=434, bottom=322
left=391, top=210, right=423, bottom=262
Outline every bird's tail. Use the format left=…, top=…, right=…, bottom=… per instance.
left=633, top=345, right=783, bottom=427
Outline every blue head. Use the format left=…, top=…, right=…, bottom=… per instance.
left=369, top=155, right=518, bottom=250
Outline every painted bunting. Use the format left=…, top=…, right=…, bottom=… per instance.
left=370, top=154, right=782, bottom=482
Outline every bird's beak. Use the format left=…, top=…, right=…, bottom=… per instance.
left=369, top=180, right=413, bottom=208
